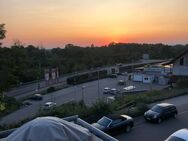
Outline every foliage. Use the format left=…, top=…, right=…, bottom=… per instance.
left=0, top=43, right=188, bottom=92
left=47, top=87, right=55, bottom=93
left=175, top=78, right=188, bottom=88
left=0, top=96, right=21, bottom=117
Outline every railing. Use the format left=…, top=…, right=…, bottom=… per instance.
left=0, top=115, right=118, bottom=141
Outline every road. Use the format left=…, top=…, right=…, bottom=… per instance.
left=5, top=59, right=165, bottom=98
left=0, top=75, right=167, bottom=125
left=116, top=94, right=188, bottom=141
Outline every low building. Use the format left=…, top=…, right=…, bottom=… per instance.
left=142, top=74, right=154, bottom=84
left=132, top=65, right=170, bottom=85
left=133, top=73, right=143, bottom=82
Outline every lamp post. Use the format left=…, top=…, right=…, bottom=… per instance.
left=74, top=72, right=77, bottom=101
left=97, top=70, right=100, bottom=100
left=82, top=86, right=86, bottom=102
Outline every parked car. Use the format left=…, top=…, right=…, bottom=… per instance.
left=22, top=101, right=32, bottom=106
left=165, top=129, right=188, bottom=141
left=110, top=88, right=120, bottom=95
left=116, top=63, right=123, bottom=67
left=103, top=87, right=111, bottom=94
left=122, top=85, right=136, bottom=93
left=92, top=115, right=134, bottom=133
left=108, top=74, right=117, bottom=78
left=118, top=80, right=126, bottom=85
left=106, top=96, right=115, bottom=103
left=43, top=102, right=56, bottom=110
left=121, top=72, right=128, bottom=76
left=29, top=94, right=43, bottom=101
left=144, top=103, right=178, bottom=123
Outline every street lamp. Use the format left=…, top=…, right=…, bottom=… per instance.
left=97, top=70, right=100, bottom=100
left=82, top=86, right=86, bottom=102
left=74, top=72, right=77, bottom=101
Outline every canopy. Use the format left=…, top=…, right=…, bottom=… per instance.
left=5, top=116, right=91, bottom=141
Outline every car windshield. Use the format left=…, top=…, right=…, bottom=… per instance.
left=151, top=105, right=163, bottom=113
left=166, top=136, right=186, bottom=141
left=97, top=116, right=112, bottom=127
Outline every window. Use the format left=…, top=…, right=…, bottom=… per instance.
left=97, top=117, right=112, bottom=127
left=151, top=105, right=164, bottom=113
left=180, top=57, right=184, bottom=66
left=111, top=119, right=123, bottom=126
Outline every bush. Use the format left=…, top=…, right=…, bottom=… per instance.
left=0, top=96, right=21, bottom=117
left=127, top=103, right=149, bottom=117
left=175, top=78, right=188, bottom=88
left=88, top=100, right=113, bottom=122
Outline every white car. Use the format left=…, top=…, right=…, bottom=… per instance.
left=43, top=102, right=57, bottom=110
left=118, top=79, right=125, bottom=85
left=110, top=88, right=120, bottom=95
left=123, top=85, right=136, bottom=91
left=106, top=96, right=115, bottom=103
left=165, top=129, right=188, bottom=141
left=103, top=87, right=111, bottom=94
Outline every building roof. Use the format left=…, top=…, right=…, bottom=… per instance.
left=163, top=50, right=188, bottom=65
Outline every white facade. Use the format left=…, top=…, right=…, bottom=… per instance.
left=142, top=75, right=154, bottom=84
left=133, top=73, right=143, bottom=82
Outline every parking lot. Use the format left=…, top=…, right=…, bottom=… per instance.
left=0, top=74, right=168, bottom=125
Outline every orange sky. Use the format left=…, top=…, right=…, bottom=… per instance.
left=1, top=0, right=188, bottom=48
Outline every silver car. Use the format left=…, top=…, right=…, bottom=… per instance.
left=165, top=129, right=188, bottom=141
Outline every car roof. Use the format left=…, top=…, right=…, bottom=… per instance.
left=157, top=103, right=174, bottom=107
left=111, top=88, right=117, bottom=90
left=170, top=129, right=188, bottom=140
left=35, top=94, right=42, bottom=96
left=45, top=102, right=54, bottom=105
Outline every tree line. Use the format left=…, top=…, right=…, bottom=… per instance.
left=0, top=24, right=188, bottom=92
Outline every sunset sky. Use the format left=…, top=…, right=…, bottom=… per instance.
left=1, top=0, right=188, bottom=48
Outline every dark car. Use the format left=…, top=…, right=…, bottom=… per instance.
left=118, top=80, right=126, bottom=85
left=108, top=74, right=118, bottom=78
left=144, top=103, right=178, bottom=123
left=22, top=101, right=32, bottom=106
left=92, top=115, right=134, bottom=133
left=29, top=94, right=43, bottom=101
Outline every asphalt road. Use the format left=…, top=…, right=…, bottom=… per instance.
left=116, top=95, right=188, bottom=141
left=5, top=59, right=165, bottom=97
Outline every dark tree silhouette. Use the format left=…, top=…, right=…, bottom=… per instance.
left=0, top=24, right=6, bottom=40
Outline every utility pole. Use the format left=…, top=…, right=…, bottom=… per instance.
left=82, top=86, right=85, bottom=102
left=97, top=69, right=100, bottom=100
left=74, top=72, right=77, bottom=101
